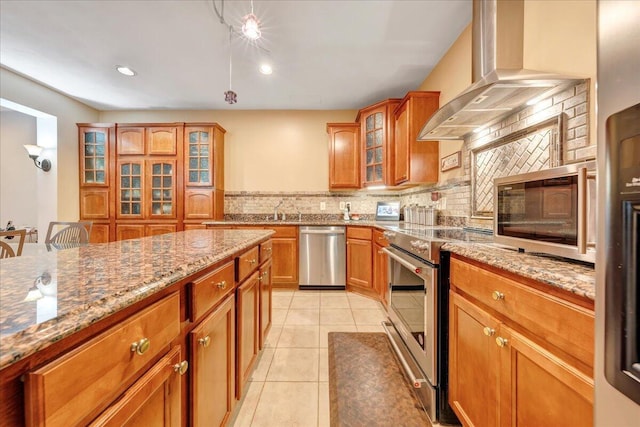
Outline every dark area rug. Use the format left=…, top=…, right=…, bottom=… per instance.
left=328, top=332, right=432, bottom=427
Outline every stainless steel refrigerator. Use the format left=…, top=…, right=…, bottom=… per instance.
left=596, top=1, right=640, bottom=425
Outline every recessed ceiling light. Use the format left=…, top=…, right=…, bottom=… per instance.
left=116, top=66, right=136, bottom=76
left=259, top=64, right=273, bottom=75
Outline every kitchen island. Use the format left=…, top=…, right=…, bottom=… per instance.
left=0, top=228, right=274, bottom=426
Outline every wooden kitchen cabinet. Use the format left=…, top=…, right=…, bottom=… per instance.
left=372, top=228, right=389, bottom=306
left=448, top=256, right=594, bottom=426
left=259, top=259, right=273, bottom=349
left=24, top=293, right=181, bottom=426
left=190, top=294, right=236, bottom=427
left=393, top=91, right=440, bottom=185
left=89, top=346, right=184, bottom=427
left=356, top=99, right=401, bottom=187
left=183, top=124, right=226, bottom=226
left=327, top=123, right=361, bottom=189
left=78, top=124, right=114, bottom=242
left=236, top=271, right=260, bottom=400
left=346, top=226, right=373, bottom=295
left=78, top=122, right=226, bottom=241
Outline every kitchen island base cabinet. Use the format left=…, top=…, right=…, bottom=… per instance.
left=190, top=294, right=236, bottom=427
left=448, top=256, right=594, bottom=427
left=236, top=271, right=260, bottom=400
left=89, top=346, right=184, bottom=427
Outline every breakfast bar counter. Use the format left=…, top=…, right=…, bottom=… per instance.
left=0, top=229, right=273, bottom=370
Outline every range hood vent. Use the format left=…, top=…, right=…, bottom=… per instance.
left=418, top=0, right=586, bottom=141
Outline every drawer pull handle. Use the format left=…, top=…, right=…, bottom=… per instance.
left=492, top=291, right=505, bottom=301
left=261, top=271, right=269, bottom=280
left=496, top=337, right=509, bottom=348
left=265, top=247, right=272, bottom=252
left=198, top=336, right=211, bottom=347
left=246, top=259, right=257, bottom=265
left=216, top=280, right=227, bottom=290
left=130, top=338, right=150, bottom=355
left=483, top=327, right=495, bottom=337
left=378, top=250, right=385, bottom=254
left=173, top=360, right=189, bottom=376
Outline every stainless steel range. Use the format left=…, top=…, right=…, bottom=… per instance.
left=381, top=225, right=492, bottom=425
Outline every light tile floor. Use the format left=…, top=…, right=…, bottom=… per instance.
left=230, top=289, right=387, bottom=427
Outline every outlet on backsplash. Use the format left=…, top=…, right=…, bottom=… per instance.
left=339, top=202, right=345, bottom=210
left=320, top=202, right=326, bottom=210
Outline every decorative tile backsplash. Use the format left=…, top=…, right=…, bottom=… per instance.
left=224, top=81, right=591, bottom=231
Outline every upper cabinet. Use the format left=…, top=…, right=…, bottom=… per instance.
left=184, top=124, right=226, bottom=223
left=393, top=91, right=440, bottom=186
left=78, top=122, right=226, bottom=242
left=327, top=123, right=361, bottom=189
left=356, top=99, right=401, bottom=188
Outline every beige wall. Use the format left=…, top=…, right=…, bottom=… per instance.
left=0, top=110, right=38, bottom=228
left=99, top=110, right=356, bottom=191
left=523, top=0, right=597, bottom=149
left=0, top=67, right=100, bottom=221
left=418, top=24, right=472, bottom=184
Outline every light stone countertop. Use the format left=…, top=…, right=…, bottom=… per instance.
left=0, top=229, right=273, bottom=369
left=207, top=220, right=595, bottom=301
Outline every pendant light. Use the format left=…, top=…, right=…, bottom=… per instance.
left=224, top=26, right=237, bottom=104
left=241, top=0, right=261, bottom=41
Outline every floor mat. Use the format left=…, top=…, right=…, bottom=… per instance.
left=328, top=332, right=432, bottom=427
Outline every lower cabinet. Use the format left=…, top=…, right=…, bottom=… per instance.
left=346, top=227, right=373, bottom=293
left=116, top=223, right=177, bottom=240
left=24, top=293, right=182, bottom=426
left=236, top=271, right=260, bottom=399
left=259, top=259, right=273, bottom=349
left=89, top=346, right=184, bottom=427
left=190, top=294, right=236, bottom=427
left=372, top=229, right=389, bottom=306
left=449, top=256, right=594, bottom=427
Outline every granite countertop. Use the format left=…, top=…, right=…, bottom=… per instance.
left=443, top=242, right=595, bottom=301
left=207, top=219, right=595, bottom=301
left=0, top=229, right=273, bottom=369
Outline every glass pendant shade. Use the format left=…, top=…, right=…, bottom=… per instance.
left=23, top=144, right=44, bottom=158
left=241, top=13, right=261, bottom=40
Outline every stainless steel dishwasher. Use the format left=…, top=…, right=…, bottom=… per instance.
left=299, top=226, right=346, bottom=289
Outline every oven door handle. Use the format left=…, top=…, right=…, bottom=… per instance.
left=382, top=247, right=426, bottom=272
left=382, top=322, right=427, bottom=389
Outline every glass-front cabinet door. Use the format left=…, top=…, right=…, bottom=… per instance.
left=80, top=128, right=109, bottom=186
left=364, top=111, right=384, bottom=184
left=117, top=160, right=144, bottom=218
left=148, top=159, right=177, bottom=218
left=186, top=129, right=212, bottom=186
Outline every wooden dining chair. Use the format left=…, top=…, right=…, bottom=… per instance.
left=44, top=221, right=93, bottom=248
left=0, top=229, right=27, bottom=258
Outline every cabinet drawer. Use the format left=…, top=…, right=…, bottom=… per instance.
left=25, top=293, right=180, bottom=427
left=269, top=226, right=297, bottom=238
left=372, top=228, right=389, bottom=247
left=450, top=257, right=594, bottom=368
left=192, top=261, right=235, bottom=321
left=260, top=239, right=273, bottom=263
left=347, top=226, right=372, bottom=240
left=237, top=246, right=260, bottom=283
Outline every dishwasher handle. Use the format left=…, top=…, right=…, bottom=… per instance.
left=300, top=229, right=345, bottom=235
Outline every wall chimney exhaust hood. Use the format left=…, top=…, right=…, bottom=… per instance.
left=418, top=0, right=586, bottom=141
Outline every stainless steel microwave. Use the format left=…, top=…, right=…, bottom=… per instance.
left=494, top=161, right=596, bottom=263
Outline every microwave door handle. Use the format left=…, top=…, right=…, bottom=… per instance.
left=382, top=247, right=423, bottom=272
left=577, top=166, right=587, bottom=254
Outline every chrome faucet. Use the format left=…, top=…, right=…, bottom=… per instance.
left=273, top=199, right=284, bottom=221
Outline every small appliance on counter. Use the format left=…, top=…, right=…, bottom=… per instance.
left=375, top=201, right=400, bottom=221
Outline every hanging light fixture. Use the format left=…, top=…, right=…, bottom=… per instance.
left=224, top=26, right=237, bottom=104
left=241, top=0, right=261, bottom=41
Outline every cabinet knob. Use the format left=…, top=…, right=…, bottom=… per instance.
left=173, top=360, right=189, bottom=376
left=198, top=335, right=211, bottom=347
left=262, top=271, right=268, bottom=280
left=130, top=337, right=150, bottom=355
left=492, top=291, right=505, bottom=301
left=265, top=247, right=272, bottom=252
left=216, top=280, right=227, bottom=289
left=483, top=327, right=495, bottom=337
left=496, top=337, right=509, bottom=348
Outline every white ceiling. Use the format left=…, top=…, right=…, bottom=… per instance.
left=0, top=0, right=471, bottom=111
